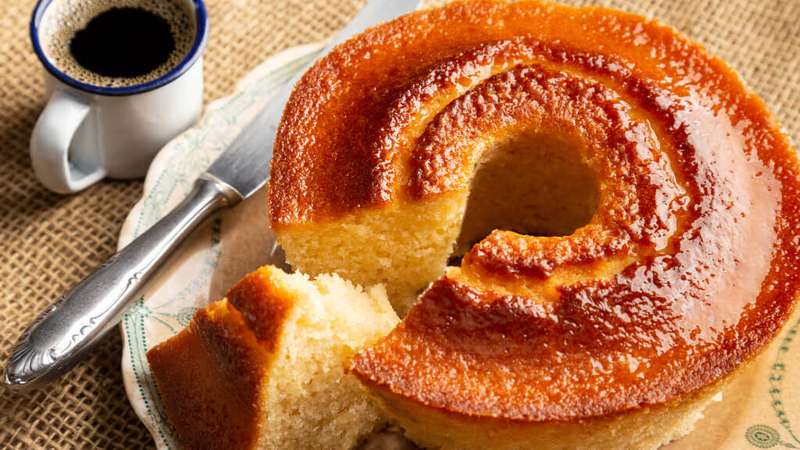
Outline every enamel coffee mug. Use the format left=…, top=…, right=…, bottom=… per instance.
left=29, top=0, right=209, bottom=194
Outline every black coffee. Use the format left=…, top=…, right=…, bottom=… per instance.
left=40, top=0, right=195, bottom=87
left=69, top=7, right=175, bottom=79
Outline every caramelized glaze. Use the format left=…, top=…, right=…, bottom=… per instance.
left=147, top=301, right=268, bottom=449
left=271, top=0, right=800, bottom=421
left=147, top=268, right=298, bottom=448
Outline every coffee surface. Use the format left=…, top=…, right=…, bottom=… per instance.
left=40, top=0, right=196, bottom=88
left=70, top=7, right=175, bottom=79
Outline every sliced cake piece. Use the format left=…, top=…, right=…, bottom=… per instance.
left=146, top=266, right=399, bottom=450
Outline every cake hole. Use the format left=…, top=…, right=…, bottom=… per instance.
left=452, top=131, right=600, bottom=259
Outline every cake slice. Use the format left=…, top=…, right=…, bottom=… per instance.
left=146, top=266, right=399, bottom=450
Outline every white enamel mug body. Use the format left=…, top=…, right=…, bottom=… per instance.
left=29, top=0, right=209, bottom=194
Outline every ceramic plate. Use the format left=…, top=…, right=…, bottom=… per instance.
left=119, top=43, right=800, bottom=450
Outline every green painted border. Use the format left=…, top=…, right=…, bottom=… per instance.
left=746, top=315, right=800, bottom=449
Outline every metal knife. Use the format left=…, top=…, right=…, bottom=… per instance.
left=3, top=0, right=420, bottom=390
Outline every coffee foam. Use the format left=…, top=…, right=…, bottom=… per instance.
left=40, top=0, right=196, bottom=88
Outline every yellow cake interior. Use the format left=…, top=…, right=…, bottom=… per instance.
left=277, top=129, right=601, bottom=315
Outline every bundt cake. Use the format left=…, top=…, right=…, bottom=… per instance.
left=146, top=266, right=399, bottom=449
left=269, top=0, right=800, bottom=449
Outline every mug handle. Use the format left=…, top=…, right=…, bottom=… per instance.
left=30, top=90, right=106, bottom=194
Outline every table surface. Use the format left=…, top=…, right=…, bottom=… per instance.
left=0, top=0, right=797, bottom=448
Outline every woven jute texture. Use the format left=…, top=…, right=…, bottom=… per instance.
left=0, top=0, right=797, bottom=448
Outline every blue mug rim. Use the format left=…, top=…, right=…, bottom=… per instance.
left=30, top=0, right=209, bottom=97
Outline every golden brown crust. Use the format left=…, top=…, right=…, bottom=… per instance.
left=271, top=0, right=800, bottom=425
left=227, top=267, right=294, bottom=349
left=360, top=370, right=728, bottom=450
left=146, top=268, right=298, bottom=449
left=147, top=302, right=268, bottom=450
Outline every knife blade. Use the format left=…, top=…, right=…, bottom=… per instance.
left=3, top=0, right=420, bottom=390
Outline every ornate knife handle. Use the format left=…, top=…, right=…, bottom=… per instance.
left=3, top=176, right=241, bottom=390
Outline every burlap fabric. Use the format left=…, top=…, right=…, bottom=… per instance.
left=0, top=0, right=796, bottom=448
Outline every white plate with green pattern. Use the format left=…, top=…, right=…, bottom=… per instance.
left=118, top=43, right=322, bottom=449
left=118, top=42, right=800, bottom=450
